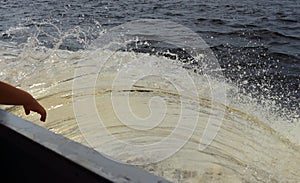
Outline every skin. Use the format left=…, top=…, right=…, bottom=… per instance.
left=0, top=81, right=46, bottom=122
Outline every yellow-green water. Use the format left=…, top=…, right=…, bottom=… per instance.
left=3, top=45, right=300, bottom=182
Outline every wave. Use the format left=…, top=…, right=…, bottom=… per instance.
left=1, top=38, right=299, bottom=182
left=1, top=19, right=299, bottom=182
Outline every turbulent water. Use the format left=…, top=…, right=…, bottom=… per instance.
left=1, top=0, right=300, bottom=182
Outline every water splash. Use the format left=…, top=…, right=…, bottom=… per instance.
left=1, top=20, right=299, bottom=182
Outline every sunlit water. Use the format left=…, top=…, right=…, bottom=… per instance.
left=1, top=0, right=300, bottom=182
left=1, top=39, right=300, bottom=182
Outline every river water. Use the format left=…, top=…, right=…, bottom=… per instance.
left=1, top=0, right=300, bottom=182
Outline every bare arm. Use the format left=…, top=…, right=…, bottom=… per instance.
left=0, top=81, right=46, bottom=122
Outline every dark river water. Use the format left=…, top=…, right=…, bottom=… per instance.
left=1, top=1, right=300, bottom=182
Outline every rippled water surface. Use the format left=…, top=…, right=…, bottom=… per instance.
left=1, top=0, right=300, bottom=182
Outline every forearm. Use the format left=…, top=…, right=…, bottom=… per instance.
left=0, top=81, right=34, bottom=105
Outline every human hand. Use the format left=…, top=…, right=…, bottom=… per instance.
left=0, top=81, right=47, bottom=122
left=23, top=99, right=47, bottom=122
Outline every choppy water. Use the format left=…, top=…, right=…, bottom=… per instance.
left=1, top=0, right=300, bottom=182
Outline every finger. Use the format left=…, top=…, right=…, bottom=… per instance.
left=40, top=114, right=46, bottom=122
left=23, top=106, right=30, bottom=115
left=40, top=109, right=47, bottom=122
